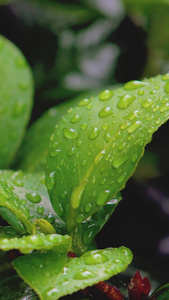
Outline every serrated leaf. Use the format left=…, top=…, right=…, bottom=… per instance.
left=13, top=246, right=132, bottom=300
left=46, top=74, right=169, bottom=236
left=0, top=233, right=71, bottom=254
left=0, top=35, right=33, bottom=168
left=72, top=193, right=122, bottom=255
left=0, top=170, right=66, bottom=234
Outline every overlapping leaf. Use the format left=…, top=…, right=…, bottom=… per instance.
left=46, top=74, right=169, bottom=236
left=13, top=246, right=132, bottom=300
left=0, top=35, right=33, bottom=168
left=0, top=170, right=66, bottom=234
left=0, top=233, right=71, bottom=254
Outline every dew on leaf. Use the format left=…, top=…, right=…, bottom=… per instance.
left=73, top=269, right=95, bottom=280
left=26, top=192, right=41, bottom=203
left=45, top=171, right=56, bottom=190
left=88, top=127, right=99, bottom=140
left=153, top=105, right=160, bottom=112
left=49, top=149, right=61, bottom=157
left=162, top=73, right=169, bottom=81
left=84, top=252, right=109, bottom=265
left=124, top=80, right=148, bottom=90
left=138, top=89, right=145, bottom=96
left=117, top=173, right=126, bottom=183
left=102, top=123, right=109, bottom=130
left=96, top=190, right=110, bottom=206
left=63, top=128, right=79, bottom=140
left=77, top=140, right=83, bottom=147
left=85, top=203, right=92, bottom=213
left=104, top=133, right=111, bottom=142
left=141, top=99, right=153, bottom=108
left=76, top=214, right=84, bottom=224
left=99, top=89, right=114, bottom=101
left=160, top=103, right=169, bottom=112
left=118, top=141, right=126, bottom=151
left=112, top=156, right=128, bottom=168
left=78, top=98, right=90, bottom=106
left=81, top=123, right=88, bottom=130
left=60, top=191, right=67, bottom=199
left=164, top=80, right=169, bottom=93
left=67, top=147, right=75, bottom=157
left=117, top=94, right=136, bottom=109
left=99, top=107, right=113, bottom=118
left=81, top=160, right=87, bottom=166
left=82, top=225, right=100, bottom=246
left=131, top=153, right=138, bottom=163
left=127, top=121, right=141, bottom=133
left=71, top=114, right=81, bottom=123
left=37, top=206, right=44, bottom=214
left=12, top=180, right=24, bottom=187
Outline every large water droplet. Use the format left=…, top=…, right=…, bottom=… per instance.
left=127, top=121, right=141, bottom=133
left=73, top=269, right=95, bottom=280
left=102, top=123, right=109, bottom=130
left=96, top=190, right=110, bottom=206
left=45, top=171, right=56, bottom=190
left=99, top=90, right=114, bottom=101
left=37, top=206, right=44, bottom=214
left=104, top=133, right=111, bottom=142
left=160, top=103, right=169, bottom=112
left=49, top=149, right=61, bottom=157
left=124, top=80, right=148, bottom=90
left=63, top=128, right=79, bottom=139
left=112, top=156, right=128, bottom=168
left=84, top=251, right=109, bottom=265
left=89, top=127, right=99, bottom=140
left=141, top=99, right=153, bottom=108
left=78, top=98, right=90, bottom=106
left=164, top=81, right=169, bottom=94
left=82, top=224, right=100, bottom=246
left=71, top=114, right=81, bottom=123
left=12, top=180, right=24, bottom=187
left=81, top=123, right=88, bottom=130
left=138, top=89, right=145, bottom=96
left=99, top=107, right=113, bottom=118
left=117, top=95, right=136, bottom=109
left=26, top=192, right=41, bottom=203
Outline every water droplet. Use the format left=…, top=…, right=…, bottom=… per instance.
left=63, top=128, right=79, bottom=140
left=120, top=122, right=129, bottom=131
left=131, top=154, right=138, bottom=163
left=82, top=224, right=100, bottom=246
left=138, top=89, right=145, bottom=96
left=117, top=95, right=136, bottom=109
left=12, top=180, right=24, bottom=187
left=101, top=178, right=106, bottom=185
left=118, top=142, right=126, bottom=151
left=127, top=110, right=139, bottom=121
left=141, top=99, right=153, bottom=108
left=104, top=133, right=111, bottom=142
left=102, top=123, right=109, bottom=130
left=84, top=252, right=109, bottom=265
left=96, top=190, right=110, bottom=206
left=86, top=103, right=92, bottom=110
left=127, top=121, right=141, bottom=133
left=78, top=98, right=90, bottom=106
left=124, top=80, right=148, bottom=90
left=99, top=107, right=113, bottom=118
left=112, top=156, right=128, bottom=168
left=85, top=203, right=92, bottom=213
left=73, top=269, right=95, bottom=280
left=164, top=80, right=169, bottom=94
left=160, top=103, right=169, bottom=112
left=71, top=114, right=81, bottom=123
left=88, top=127, right=99, bottom=140
left=0, top=184, right=10, bottom=199
left=60, top=191, right=67, bottom=199
left=81, top=123, right=88, bottom=130
left=49, top=149, right=61, bottom=157
left=162, top=73, right=169, bottom=81
left=153, top=105, right=160, bottom=112
left=117, top=173, right=126, bottom=183
left=37, top=206, right=44, bottom=214
left=67, top=147, right=75, bottom=157
left=94, top=150, right=106, bottom=165
left=26, top=192, right=41, bottom=203
left=45, top=171, right=56, bottom=190
left=99, top=90, right=114, bottom=101
left=76, top=214, right=84, bottom=223
left=77, top=140, right=83, bottom=147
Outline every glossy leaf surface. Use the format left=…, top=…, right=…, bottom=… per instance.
left=0, top=35, right=33, bottom=168
left=0, top=233, right=71, bottom=254
left=0, top=170, right=66, bottom=234
left=13, top=246, right=132, bottom=300
left=46, top=74, right=169, bottom=235
left=0, top=226, right=21, bottom=239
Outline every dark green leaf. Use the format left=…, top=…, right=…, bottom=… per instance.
left=0, top=35, right=33, bottom=168
left=13, top=246, right=132, bottom=300
left=46, top=74, right=169, bottom=237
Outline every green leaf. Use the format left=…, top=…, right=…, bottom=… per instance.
left=150, top=283, right=169, bottom=300
left=13, top=246, right=132, bottom=300
left=0, top=233, right=71, bottom=254
left=72, top=193, right=122, bottom=255
left=0, top=226, right=21, bottom=239
left=46, top=74, right=169, bottom=236
left=0, top=35, right=33, bottom=168
left=0, top=170, right=66, bottom=234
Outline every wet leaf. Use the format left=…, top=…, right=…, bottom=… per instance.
left=46, top=74, right=169, bottom=243
left=13, top=246, right=132, bottom=300
left=0, top=35, right=33, bottom=168
left=0, top=233, right=71, bottom=254
left=0, top=170, right=66, bottom=234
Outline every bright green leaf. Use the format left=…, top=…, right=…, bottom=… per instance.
left=0, top=35, right=33, bottom=168
left=46, top=74, right=169, bottom=236
left=0, top=233, right=71, bottom=254
left=0, top=170, right=65, bottom=233
left=13, top=246, right=132, bottom=300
